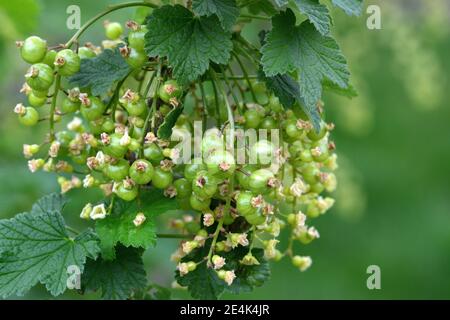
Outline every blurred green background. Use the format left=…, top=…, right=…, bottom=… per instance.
left=0, top=0, right=449, bottom=299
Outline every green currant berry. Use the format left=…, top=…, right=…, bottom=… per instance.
left=309, top=182, right=324, bottom=194
left=192, top=170, right=218, bottom=199
left=307, top=122, right=327, bottom=141
left=31, top=89, right=48, bottom=98
left=202, top=129, right=224, bottom=157
left=28, top=92, right=47, bottom=107
left=159, top=104, right=172, bottom=116
left=236, top=191, right=257, bottom=216
left=124, top=99, right=146, bottom=116
left=42, top=50, right=57, bottom=68
left=285, top=120, right=302, bottom=139
left=19, top=36, right=47, bottom=63
left=306, top=203, right=320, bottom=218
left=78, top=46, right=97, bottom=59
left=174, top=178, right=192, bottom=198
left=101, top=118, right=115, bottom=133
left=61, top=96, right=80, bottom=113
left=55, top=49, right=81, bottom=76
left=184, top=161, right=207, bottom=181
left=268, top=95, right=283, bottom=113
left=143, top=143, right=164, bottom=164
left=25, top=63, right=54, bottom=91
left=300, top=149, right=313, bottom=162
left=105, top=21, right=123, bottom=40
left=128, top=25, right=148, bottom=51
left=189, top=193, right=211, bottom=211
left=126, top=48, right=147, bottom=69
left=18, top=107, right=39, bottom=126
left=259, top=117, right=277, bottom=130
left=103, top=159, right=130, bottom=181
left=206, top=150, right=236, bottom=178
left=300, top=163, right=320, bottom=184
left=129, top=159, right=154, bottom=184
left=152, top=167, right=173, bottom=189
left=244, top=109, right=262, bottom=129
left=248, top=169, right=275, bottom=193
left=80, top=96, right=106, bottom=121
left=103, top=133, right=128, bottom=158
left=115, top=181, right=138, bottom=201
left=159, top=80, right=182, bottom=104
left=236, top=164, right=256, bottom=190
left=245, top=212, right=266, bottom=225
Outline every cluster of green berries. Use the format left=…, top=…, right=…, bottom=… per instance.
left=16, top=20, right=338, bottom=287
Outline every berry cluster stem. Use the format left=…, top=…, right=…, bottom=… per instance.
left=49, top=74, right=61, bottom=140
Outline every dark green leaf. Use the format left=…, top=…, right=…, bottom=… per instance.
left=193, top=0, right=239, bottom=30
left=145, top=5, right=233, bottom=85
left=261, top=9, right=349, bottom=130
left=157, top=106, right=184, bottom=139
left=323, top=79, right=358, bottom=98
left=96, top=189, right=178, bottom=260
left=0, top=210, right=99, bottom=298
left=292, top=0, right=331, bottom=36
left=222, top=248, right=270, bottom=294
left=82, top=246, right=146, bottom=300
left=69, top=48, right=131, bottom=96
left=31, top=193, right=66, bottom=215
left=175, top=240, right=225, bottom=300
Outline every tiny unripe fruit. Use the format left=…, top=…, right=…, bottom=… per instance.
left=20, top=36, right=47, bottom=64
left=105, top=21, right=123, bottom=40
left=55, top=49, right=81, bottom=76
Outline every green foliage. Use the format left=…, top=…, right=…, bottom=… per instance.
left=332, top=0, right=364, bottom=16
left=291, top=0, right=331, bottom=36
left=0, top=195, right=100, bottom=298
left=175, top=240, right=270, bottom=299
left=261, top=9, right=349, bottom=129
left=144, top=5, right=233, bottom=84
left=193, top=0, right=239, bottom=30
left=69, top=48, right=131, bottom=96
left=157, top=106, right=184, bottom=139
left=82, top=246, right=147, bottom=300
left=96, top=189, right=177, bottom=259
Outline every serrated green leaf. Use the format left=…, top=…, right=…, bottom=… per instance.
left=332, top=0, right=363, bottom=16
left=31, top=192, right=66, bottom=215
left=82, top=246, right=146, bottom=300
left=145, top=5, right=232, bottom=85
left=175, top=240, right=225, bottom=300
left=157, top=106, right=184, bottom=139
left=193, top=0, right=239, bottom=30
left=69, top=48, right=131, bottom=96
left=292, top=0, right=331, bottom=36
left=222, top=248, right=270, bottom=294
left=96, top=189, right=178, bottom=259
left=0, top=210, right=99, bottom=298
left=261, top=9, right=349, bottom=130
left=176, top=239, right=271, bottom=299
left=323, top=79, right=358, bottom=98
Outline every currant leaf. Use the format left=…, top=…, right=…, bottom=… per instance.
left=96, top=189, right=178, bottom=260
left=157, top=106, right=184, bottom=139
left=144, top=5, right=233, bottom=84
left=0, top=209, right=100, bottom=298
left=323, top=79, right=358, bottom=98
left=292, top=0, right=331, bottom=36
left=82, top=246, right=146, bottom=300
left=332, top=0, right=364, bottom=16
left=31, top=192, right=66, bottom=215
left=69, top=48, right=131, bottom=96
left=193, top=0, right=240, bottom=30
left=261, top=9, right=349, bottom=129
left=222, top=247, right=270, bottom=294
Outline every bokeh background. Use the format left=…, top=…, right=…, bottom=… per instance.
left=0, top=0, right=449, bottom=299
